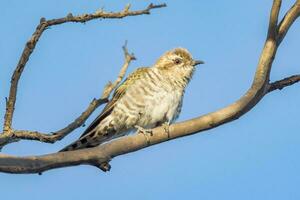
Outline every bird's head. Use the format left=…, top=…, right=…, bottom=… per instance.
left=154, top=48, right=204, bottom=72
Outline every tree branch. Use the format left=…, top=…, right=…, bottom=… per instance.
left=267, top=0, right=281, bottom=40
left=268, top=74, right=300, bottom=92
left=0, top=0, right=299, bottom=174
left=100, top=41, right=136, bottom=99
left=277, top=0, right=300, bottom=44
left=1, top=3, right=165, bottom=146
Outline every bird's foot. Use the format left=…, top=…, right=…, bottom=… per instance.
left=162, top=122, right=170, bottom=138
left=135, top=125, right=153, bottom=136
left=135, top=125, right=153, bottom=145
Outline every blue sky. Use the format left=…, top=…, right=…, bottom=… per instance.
left=1, top=0, right=300, bottom=199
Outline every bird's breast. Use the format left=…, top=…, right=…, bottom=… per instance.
left=112, top=68, right=185, bottom=129
left=144, top=89, right=182, bottom=125
left=133, top=80, right=183, bottom=128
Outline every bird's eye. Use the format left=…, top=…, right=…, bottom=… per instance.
left=174, top=58, right=182, bottom=65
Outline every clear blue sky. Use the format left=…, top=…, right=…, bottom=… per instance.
left=1, top=0, right=300, bottom=199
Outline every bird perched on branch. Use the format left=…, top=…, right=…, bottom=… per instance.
left=60, top=48, right=204, bottom=152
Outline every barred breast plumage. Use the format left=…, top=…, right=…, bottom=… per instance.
left=60, top=48, right=204, bottom=151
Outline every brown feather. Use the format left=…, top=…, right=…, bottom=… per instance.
left=59, top=67, right=149, bottom=152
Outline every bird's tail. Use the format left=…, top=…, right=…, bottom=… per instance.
left=59, top=115, right=119, bottom=152
left=59, top=132, right=93, bottom=152
left=59, top=130, right=112, bottom=152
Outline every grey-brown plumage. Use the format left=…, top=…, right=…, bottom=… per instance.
left=60, top=48, right=203, bottom=152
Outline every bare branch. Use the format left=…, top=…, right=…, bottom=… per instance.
left=49, top=98, right=108, bottom=139
left=267, top=0, right=281, bottom=40
left=101, top=42, right=136, bottom=99
left=277, top=0, right=300, bottom=44
left=44, top=3, right=167, bottom=26
left=268, top=74, right=300, bottom=92
left=0, top=99, right=107, bottom=145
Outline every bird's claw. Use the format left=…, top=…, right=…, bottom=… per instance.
left=135, top=125, right=153, bottom=145
left=135, top=125, right=153, bottom=136
left=162, top=123, right=170, bottom=138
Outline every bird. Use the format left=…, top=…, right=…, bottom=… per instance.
left=60, top=48, right=204, bottom=152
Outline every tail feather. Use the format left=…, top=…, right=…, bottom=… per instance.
left=59, top=117, right=118, bottom=152
left=59, top=130, right=99, bottom=152
left=59, top=130, right=115, bottom=152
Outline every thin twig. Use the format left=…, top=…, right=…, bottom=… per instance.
left=267, top=0, right=281, bottom=40
left=101, top=41, right=136, bottom=99
left=277, top=0, right=300, bottom=44
left=268, top=75, right=300, bottom=92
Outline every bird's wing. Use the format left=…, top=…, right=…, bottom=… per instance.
left=79, top=67, right=148, bottom=138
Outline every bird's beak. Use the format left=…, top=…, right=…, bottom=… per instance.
left=193, top=60, right=205, bottom=66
